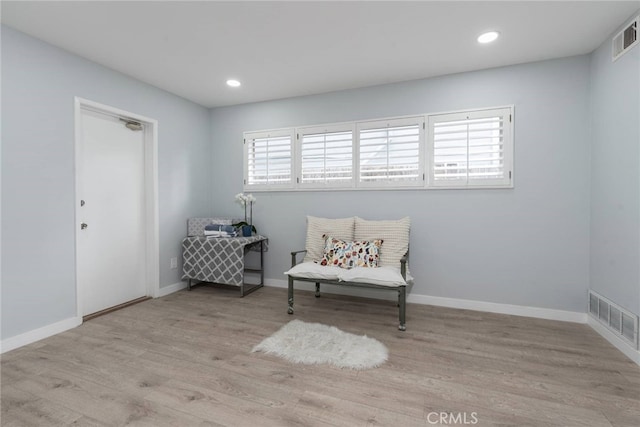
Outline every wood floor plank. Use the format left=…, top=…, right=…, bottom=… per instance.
left=2, top=286, right=639, bottom=426
left=144, top=378, right=306, bottom=427
left=1, top=384, right=85, bottom=426
left=293, top=390, right=425, bottom=427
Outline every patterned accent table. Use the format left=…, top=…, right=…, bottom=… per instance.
left=182, top=235, right=267, bottom=296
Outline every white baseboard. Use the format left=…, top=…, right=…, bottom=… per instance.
left=588, top=316, right=640, bottom=365
left=1, top=282, right=187, bottom=353
left=409, top=294, right=587, bottom=323
left=265, top=279, right=587, bottom=324
left=0, top=280, right=590, bottom=355
left=1, top=316, right=82, bottom=354
left=157, top=281, right=188, bottom=297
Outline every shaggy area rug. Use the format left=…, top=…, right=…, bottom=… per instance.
left=252, top=319, right=388, bottom=369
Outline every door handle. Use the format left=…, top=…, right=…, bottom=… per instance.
left=81, top=223, right=88, bottom=230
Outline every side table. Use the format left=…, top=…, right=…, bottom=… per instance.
left=181, top=235, right=267, bottom=296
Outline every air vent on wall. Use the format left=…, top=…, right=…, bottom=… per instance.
left=589, top=290, right=639, bottom=349
left=612, top=16, right=638, bottom=61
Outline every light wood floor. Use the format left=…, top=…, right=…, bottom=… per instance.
left=2, top=286, right=639, bottom=426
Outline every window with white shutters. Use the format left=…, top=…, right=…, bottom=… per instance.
left=428, top=107, right=513, bottom=188
left=357, top=117, right=424, bottom=187
left=244, top=130, right=294, bottom=188
left=298, top=125, right=354, bottom=187
left=243, top=105, right=513, bottom=191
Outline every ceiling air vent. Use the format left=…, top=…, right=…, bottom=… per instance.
left=612, top=16, right=638, bottom=61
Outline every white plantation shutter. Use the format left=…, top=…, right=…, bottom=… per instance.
left=244, top=130, right=294, bottom=189
left=357, top=117, right=424, bottom=187
left=242, top=106, right=513, bottom=191
left=428, top=107, right=512, bottom=187
left=298, top=125, right=354, bottom=187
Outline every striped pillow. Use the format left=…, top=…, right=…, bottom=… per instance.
left=303, top=216, right=355, bottom=263
left=354, top=217, right=410, bottom=268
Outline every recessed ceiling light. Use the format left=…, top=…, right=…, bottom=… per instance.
left=226, top=79, right=241, bottom=87
left=477, top=31, right=500, bottom=44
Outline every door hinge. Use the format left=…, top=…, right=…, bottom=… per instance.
left=296, top=177, right=300, bottom=184
left=423, top=122, right=425, bottom=130
left=244, top=179, right=247, bottom=185
left=296, top=133, right=299, bottom=140
left=509, top=114, right=512, bottom=123
left=243, top=138, right=246, bottom=144
left=509, top=171, right=512, bottom=179
left=422, top=173, right=425, bottom=181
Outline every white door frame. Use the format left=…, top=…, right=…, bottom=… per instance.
left=74, top=97, right=160, bottom=319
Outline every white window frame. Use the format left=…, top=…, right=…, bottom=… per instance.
left=242, top=105, right=514, bottom=192
left=427, top=106, right=513, bottom=189
left=243, top=128, right=295, bottom=190
left=356, top=116, right=425, bottom=189
left=296, top=123, right=356, bottom=189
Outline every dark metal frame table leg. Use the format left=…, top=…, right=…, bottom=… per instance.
left=240, top=239, right=265, bottom=297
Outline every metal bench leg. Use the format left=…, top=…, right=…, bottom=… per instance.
left=315, top=282, right=321, bottom=297
left=288, top=277, right=294, bottom=314
left=398, top=287, right=406, bottom=331
left=188, top=279, right=192, bottom=291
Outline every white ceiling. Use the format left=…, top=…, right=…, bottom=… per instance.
left=2, top=1, right=639, bottom=108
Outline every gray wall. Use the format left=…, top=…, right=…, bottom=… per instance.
left=1, top=26, right=212, bottom=340
left=7, top=18, right=628, bottom=342
left=210, top=55, right=592, bottom=313
left=589, top=13, right=640, bottom=315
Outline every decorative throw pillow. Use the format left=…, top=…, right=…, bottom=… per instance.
left=317, top=235, right=383, bottom=269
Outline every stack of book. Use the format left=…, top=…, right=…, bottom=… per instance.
left=204, top=224, right=238, bottom=238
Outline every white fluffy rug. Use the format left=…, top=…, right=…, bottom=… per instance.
left=252, top=320, right=388, bottom=369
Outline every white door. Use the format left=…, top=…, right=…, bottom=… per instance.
left=77, top=108, right=147, bottom=316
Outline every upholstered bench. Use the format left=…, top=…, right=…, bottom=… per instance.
left=285, top=216, right=411, bottom=330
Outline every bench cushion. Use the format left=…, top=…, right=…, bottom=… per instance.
left=339, top=267, right=408, bottom=288
left=285, top=262, right=343, bottom=281
left=303, top=216, right=355, bottom=263
left=286, top=263, right=409, bottom=288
